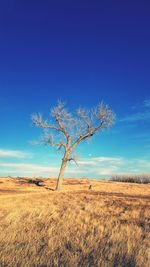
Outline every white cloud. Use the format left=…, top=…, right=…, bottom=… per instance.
left=78, top=160, right=97, bottom=166
left=92, top=157, right=123, bottom=163
left=78, top=156, right=123, bottom=166
left=95, top=166, right=119, bottom=176
left=0, top=163, right=58, bottom=177
left=0, top=162, right=86, bottom=177
left=74, top=156, right=150, bottom=177
left=0, top=156, right=149, bottom=178
left=0, top=149, right=32, bottom=158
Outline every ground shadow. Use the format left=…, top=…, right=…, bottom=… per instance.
left=45, top=187, right=55, bottom=191
left=72, top=190, right=150, bottom=201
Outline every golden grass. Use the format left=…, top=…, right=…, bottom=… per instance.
left=0, top=177, right=150, bottom=267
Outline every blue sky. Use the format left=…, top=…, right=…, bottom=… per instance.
left=0, top=0, right=150, bottom=178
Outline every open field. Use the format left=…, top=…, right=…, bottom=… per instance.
left=0, top=177, right=150, bottom=267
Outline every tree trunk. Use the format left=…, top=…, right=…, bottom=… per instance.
left=55, top=155, right=68, bottom=190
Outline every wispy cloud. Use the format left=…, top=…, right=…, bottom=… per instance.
left=0, top=156, right=149, bottom=178
left=121, top=111, right=150, bottom=122
left=78, top=157, right=123, bottom=166
left=0, top=163, right=57, bottom=176
left=143, top=99, right=150, bottom=108
left=73, top=156, right=150, bottom=177
left=0, top=149, right=32, bottom=158
left=120, top=98, right=150, bottom=123
left=0, top=162, right=88, bottom=177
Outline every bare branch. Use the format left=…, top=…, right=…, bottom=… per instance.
left=66, top=152, right=79, bottom=166
left=32, top=101, right=115, bottom=154
left=92, top=102, right=116, bottom=128
left=51, top=100, right=74, bottom=145
left=32, top=100, right=115, bottom=190
left=70, top=102, right=115, bottom=151
left=70, top=129, right=95, bottom=151
left=67, top=157, right=78, bottom=166
left=31, top=113, right=60, bottom=132
left=76, top=107, right=92, bottom=129
left=57, top=142, right=66, bottom=151
left=40, top=130, right=66, bottom=151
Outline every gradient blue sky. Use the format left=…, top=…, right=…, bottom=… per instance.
left=0, top=0, right=150, bottom=178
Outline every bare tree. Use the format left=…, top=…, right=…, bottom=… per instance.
left=31, top=101, right=115, bottom=190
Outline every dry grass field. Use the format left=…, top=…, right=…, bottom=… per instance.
left=0, top=177, right=150, bottom=267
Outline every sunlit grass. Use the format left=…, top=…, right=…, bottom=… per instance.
left=0, top=177, right=150, bottom=266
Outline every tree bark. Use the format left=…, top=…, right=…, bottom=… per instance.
left=55, top=153, right=69, bottom=190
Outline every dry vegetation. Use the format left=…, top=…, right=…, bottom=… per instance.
left=111, top=174, right=150, bottom=184
left=0, top=177, right=150, bottom=267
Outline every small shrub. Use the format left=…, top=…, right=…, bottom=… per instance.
left=28, top=179, right=44, bottom=186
